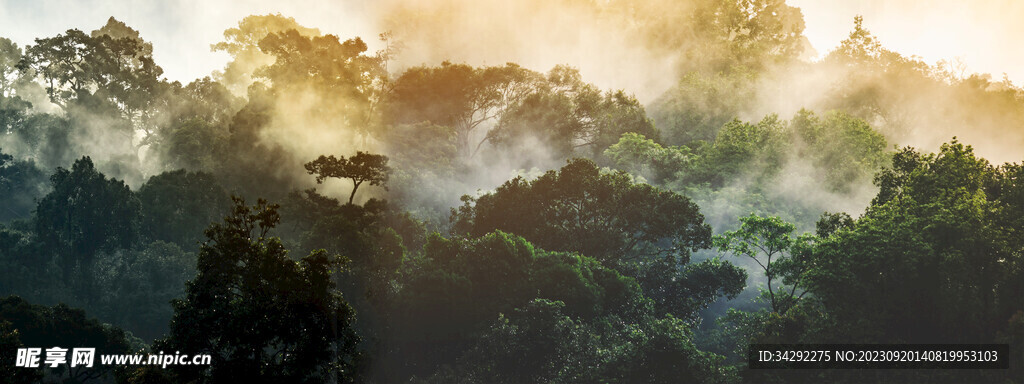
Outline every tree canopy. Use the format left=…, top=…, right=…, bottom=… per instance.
left=161, top=197, right=361, bottom=383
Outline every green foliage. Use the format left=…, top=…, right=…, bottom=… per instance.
left=0, top=94, right=31, bottom=139
left=604, top=0, right=806, bottom=73
left=384, top=231, right=645, bottom=381
left=0, top=112, right=74, bottom=170
left=814, top=211, right=853, bottom=238
left=714, top=214, right=815, bottom=314
left=705, top=141, right=1024, bottom=383
left=489, top=66, right=658, bottom=158
left=450, top=158, right=749, bottom=323
left=154, top=78, right=240, bottom=171
left=449, top=298, right=735, bottom=384
left=256, top=28, right=383, bottom=134
left=791, top=109, right=889, bottom=192
left=4, top=10, right=1024, bottom=384
left=286, top=191, right=420, bottom=328
left=386, top=63, right=654, bottom=160
left=694, top=115, right=787, bottom=186
left=604, top=110, right=889, bottom=236
left=0, top=37, right=26, bottom=98
left=214, top=83, right=297, bottom=200
left=649, top=69, right=757, bottom=145
left=453, top=158, right=711, bottom=264
left=604, top=132, right=692, bottom=185
left=451, top=299, right=597, bottom=383
left=161, top=197, right=361, bottom=383
left=804, top=141, right=1023, bottom=347
left=382, top=122, right=457, bottom=172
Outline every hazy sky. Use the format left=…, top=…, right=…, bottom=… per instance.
left=790, top=0, right=1024, bottom=83
left=1, top=0, right=1021, bottom=87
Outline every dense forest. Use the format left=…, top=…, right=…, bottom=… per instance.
left=1, top=1, right=1023, bottom=383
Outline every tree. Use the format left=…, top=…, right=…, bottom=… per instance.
left=452, top=299, right=597, bottom=384
left=0, top=149, right=48, bottom=222
left=0, top=320, right=41, bottom=384
left=600, top=0, right=805, bottom=75
left=790, top=109, right=889, bottom=192
left=136, top=169, right=231, bottom=248
left=297, top=197, right=406, bottom=301
left=0, top=295, right=139, bottom=383
left=255, top=28, right=385, bottom=139
left=34, top=156, right=140, bottom=295
left=815, top=211, right=853, bottom=238
left=384, top=231, right=644, bottom=381
left=804, top=141, right=1022, bottom=346
left=452, top=158, right=711, bottom=264
left=212, top=13, right=322, bottom=95
left=648, top=69, right=757, bottom=145
left=98, top=241, right=196, bottom=342
left=713, top=214, right=815, bottom=314
left=21, top=20, right=162, bottom=115
left=692, top=115, right=787, bottom=187
left=161, top=197, right=360, bottom=383
left=89, top=17, right=164, bottom=128
left=0, top=37, right=24, bottom=98
left=304, top=151, right=390, bottom=204
left=385, top=62, right=539, bottom=157
left=445, top=298, right=736, bottom=384
left=450, top=158, right=745, bottom=320
left=604, top=132, right=692, bottom=185
left=487, top=66, right=658, bottom=158
left=18, top=19, right=165, bottom=164
left=19, top=29, right=96, bottom=108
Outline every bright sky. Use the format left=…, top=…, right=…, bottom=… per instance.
left=790, top=0, right=1024, bottom=85
left=1, top=0, right=1022, bottom=86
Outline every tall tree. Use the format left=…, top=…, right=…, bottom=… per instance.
left=489, top=66, right=658, bottom=158
left=212, top=13, right=322, bottom=95
left=452, top=158, right=711, bottom=264
left=713, top=214, right=814, bottom=314
left=161, top=197, right=360, bottom=383
left=34, top=156, right=140, bottom=292
left=255, top=28, right=385, bottom=138
left=21, top=19, right=163, bottom=115
left=385, top=231, right=644, bottom=381
left=136, top=169, right=231, bottom=248
left=386, top=62, right=539, bottom=157
left=451, top=158, right=744, bottom=319
left=0, top=37, right=24, bottom=98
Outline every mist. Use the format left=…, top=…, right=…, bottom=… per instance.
left=3, top=3, right=1024, bottom=383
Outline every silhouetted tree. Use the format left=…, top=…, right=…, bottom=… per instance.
left=160, top=197, right=360, bottom=383
left=34, top=156, right=140, bottom=296
left=304, top=151, right=390, bottom=204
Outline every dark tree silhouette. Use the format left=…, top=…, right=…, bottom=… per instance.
left=160, top=197, right=361, bottom=383
left=34, top=156, right=140, bottom=298
left=304, top=151, right=389, bottom=204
